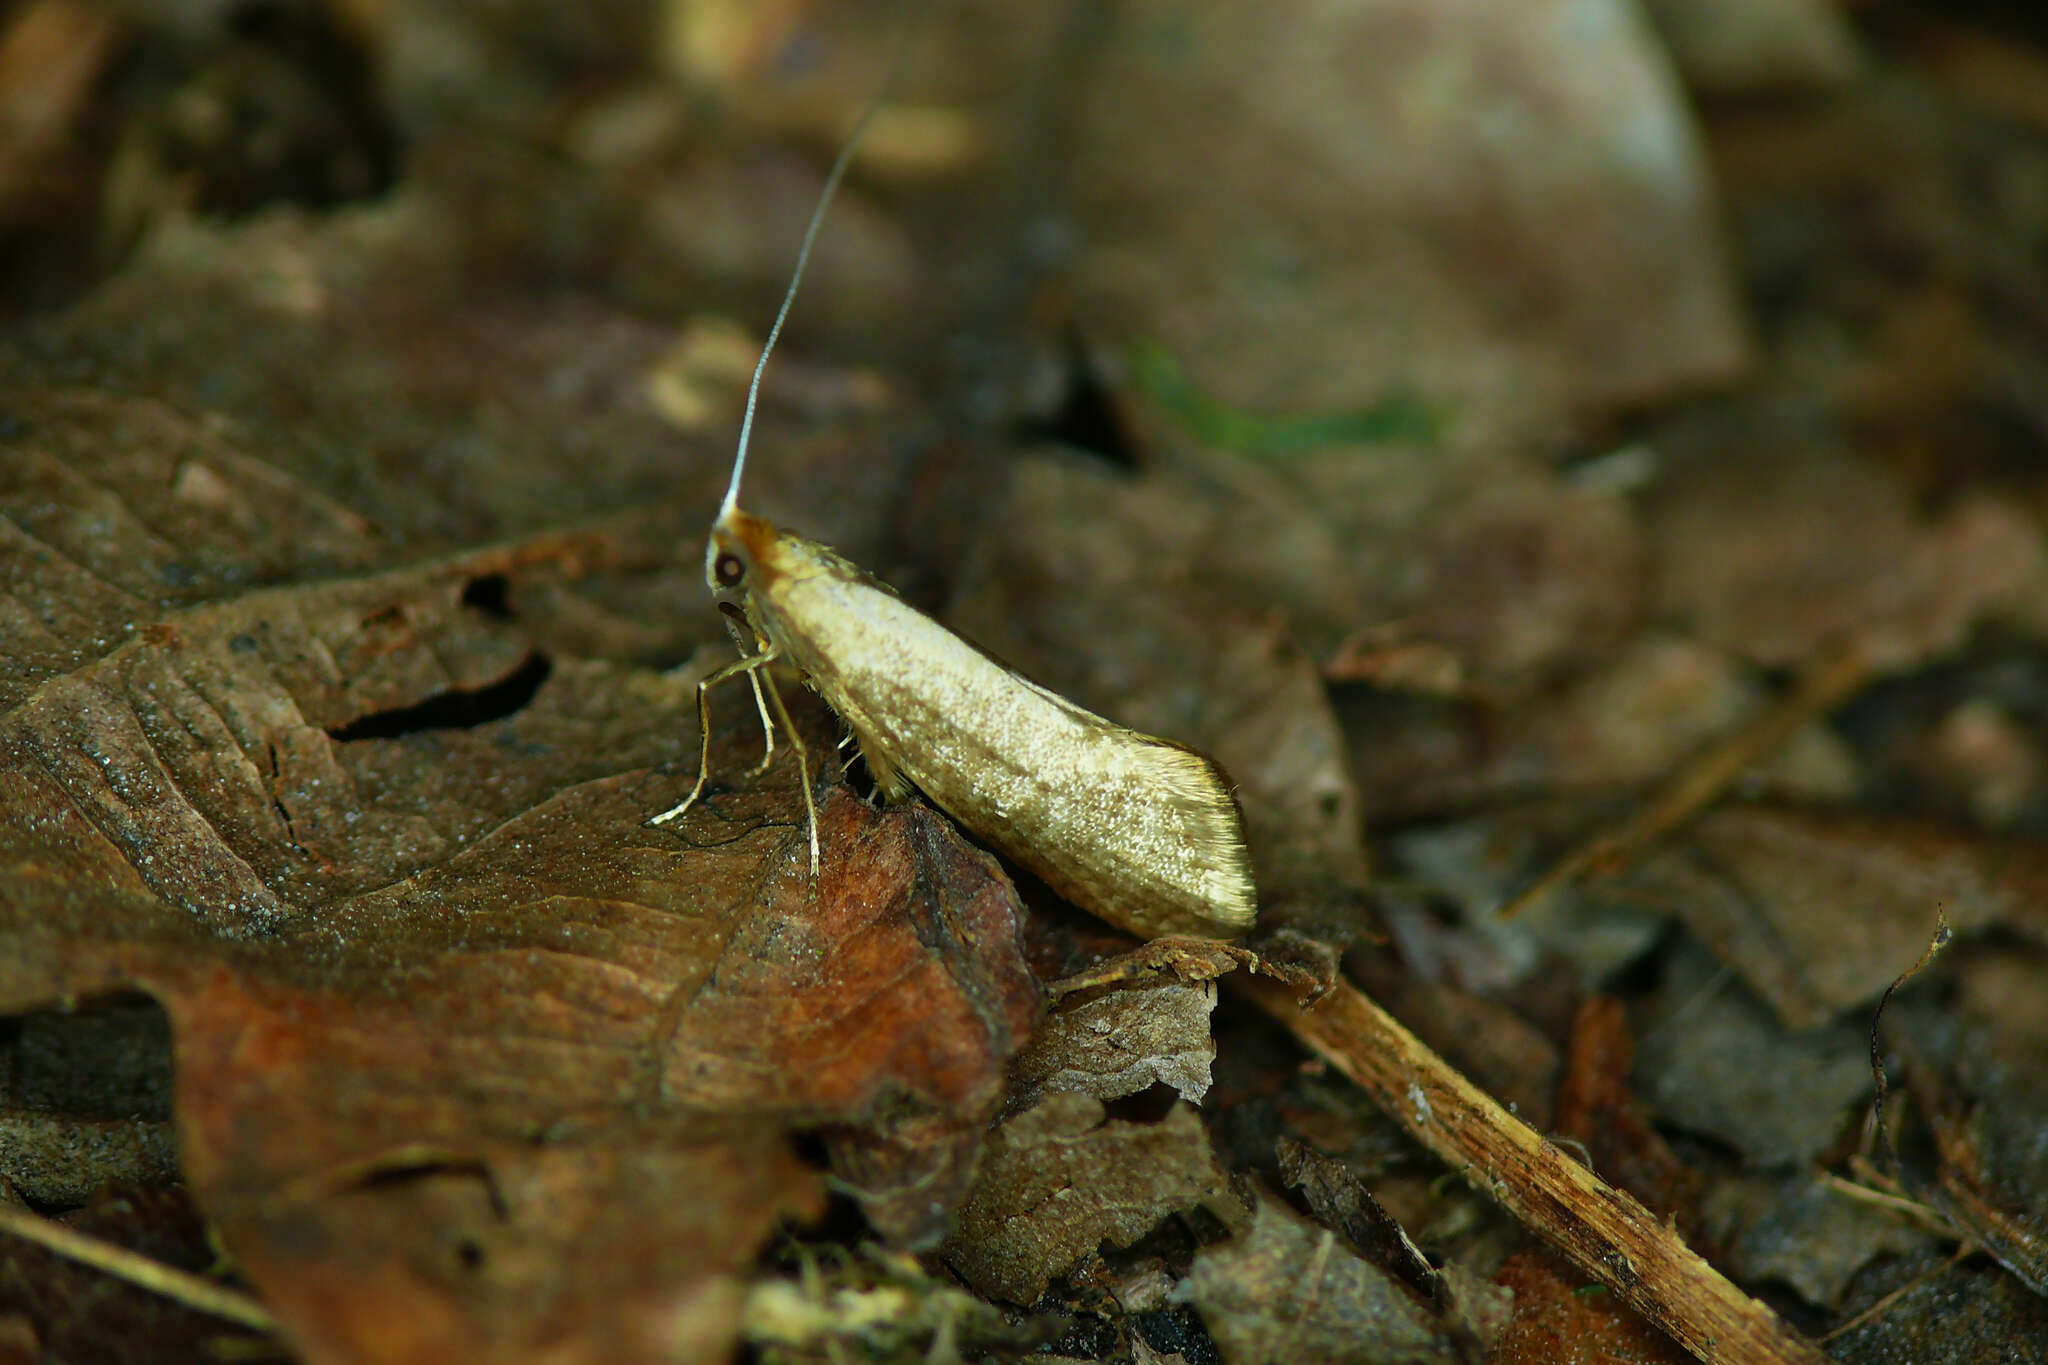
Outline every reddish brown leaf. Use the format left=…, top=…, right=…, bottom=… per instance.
left=0, top=380, right=1039, bottom=1360
left=1491, top=1250, right=1693, bottom=1365
left=1554, top=996, right=1703, bottom=1235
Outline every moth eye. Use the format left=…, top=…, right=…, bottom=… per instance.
left=714, top=552, right=746, bottom=588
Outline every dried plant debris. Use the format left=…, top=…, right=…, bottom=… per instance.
left=14, top=3, right=2048, bottom=1361
left=942, top=1093, right=1243, bottom=1306
left=741, top=1244, right=1044, bottom=1364
left=1008, top=975, right=1220, bottom=1108
left=1631, top=942, right=1875, bottom=1168
left=1885, top=957, right=2048, bottom=1297
left=0, top=1183, right=272, bottom=1363
left=1489, top=1250, right=1694, bottom=1365
left=1701, top=1173, right=1937, bottom=1311
left=0, top=366, right=1040, bottom=1358
left=1182, top=1191, right=1462, bottom=1365
left=1610, top=805, right=2048, bottom=1029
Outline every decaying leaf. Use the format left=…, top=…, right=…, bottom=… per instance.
left=1182, top=1191, right=1460, bottom=1365
left=740, top=1244, right=1042, bottom=1361
left=942, top=1093, right=1243, bottom=1306
left=1275, top=1138, right=1436, bottom=1299
left=1489, top=1250, right=1693, bottom=1365
left=1700, top=1174, right=1935, bottom=1310
left=1007, top=975, right=1220, bottom=1108
left=1645, top=442, right=2046, bottom=672
left=0, top=380, right=1041, bottom=1360
left=1612, top=804, right=2048, bottom=1028
left=1630, top=943, right=1873, bottom=1168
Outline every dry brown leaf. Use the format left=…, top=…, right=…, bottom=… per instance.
left=1183, top=1190, right=1460, bottom=1365
left=1701, top=1174, right=1935, bottom=1310
left=1629, top=942, right=1873, bottom=1168
left=1614, top=804, right=2048, bottom=1028
left=1060, top=0, right=1749, bottom=432
left=1274, top=1139, right=1437, bottom=1300
left=1647, top=443, right=2047, bottom=672
left=942, top=1093, right=1242, bottom=1306
left=0, top=376, right=1040, bottom=1360
left=1007, top=975, right=1219, bottom=1108
left=1490, top=1249, right=1693, bottom=1365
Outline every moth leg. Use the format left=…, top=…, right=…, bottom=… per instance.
left=718, top=602, right=778, bottom=776
left=648, top=647, right=782, bottom=827
left=742, top=667, right=777, bottom=776
left=755, top=667, right=820, bottom=875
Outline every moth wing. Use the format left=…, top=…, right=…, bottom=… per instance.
left=943, top=671, right=1259, bottom=939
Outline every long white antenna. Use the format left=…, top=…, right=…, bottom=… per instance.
left=719, top=15, right=923, bottom=522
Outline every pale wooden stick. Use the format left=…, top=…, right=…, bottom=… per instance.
left=1235, top=975, right=1828, bottom=1365
left=0, top=1199, right=280, bottom=1335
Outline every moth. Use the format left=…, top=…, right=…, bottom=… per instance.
left=650, top=81, right=1257, bottom=943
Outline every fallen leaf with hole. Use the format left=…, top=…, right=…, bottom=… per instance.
left=941, top=1092, right=1242, bottom=1305
left=0, top=387, right=1039, bottom=1362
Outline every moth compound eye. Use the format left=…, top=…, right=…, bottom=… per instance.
left=714, top=552, right=746, bottom=588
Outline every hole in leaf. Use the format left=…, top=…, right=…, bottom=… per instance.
left=8, top=993, right=175, bottom=1121
left=327, top=654, right=552, bottom=741
left=460, top=573, right=513, bottom=620
left=1101, top=1082, right=1181, bottom=1125
left=1016, top=340, right=1138, bottom=468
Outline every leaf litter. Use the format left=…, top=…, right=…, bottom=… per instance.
left=6, top=1, right=2048, bottom=1362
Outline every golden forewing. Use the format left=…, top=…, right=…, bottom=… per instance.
left=748, top=534, right=1256, bottom=939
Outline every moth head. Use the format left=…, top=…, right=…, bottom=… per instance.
left=703, top=506, right=781, bottom=605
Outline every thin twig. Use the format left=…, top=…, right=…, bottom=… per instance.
left=1818, top=1244, right=1974, bottom=1344
left=1866, top=907, right=1953, bottom=1178
left=0, top=1199, right=280, bottom=1335
left=1500, top=636, right=1877, bottom=919
left=1235, top=975, right=1829, bottom=1365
